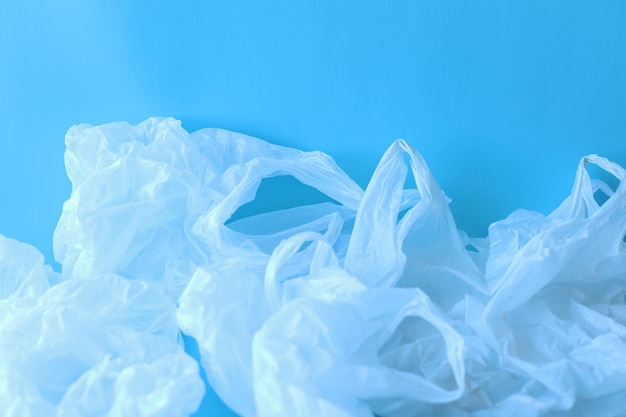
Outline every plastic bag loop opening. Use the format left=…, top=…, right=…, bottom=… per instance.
left=354, top=288, right=466, bottom=405
left=191, top=152, right=364, bottom=252
left=570, top=154, right=626, bottom=219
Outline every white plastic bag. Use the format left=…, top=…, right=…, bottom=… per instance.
left=256, top=231, right=466, bottom=417
left=0, top=234, right=57, bottom=300
left=251, top=139, right=476, bottom=417
left=0, top=235, right=204, bottom=417
left=467, top=155, right=626, bottom=414
left=345, top=140, right=485, bottom=295
left=7, top=117, right=626, bottom=416
left=178, top=138, right=366, bottom=417
left=54, top=118, right=208, bottom=296
left=54, top=118, right=365, bottom=296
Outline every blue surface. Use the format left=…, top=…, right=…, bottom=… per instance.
left=2, top=1, right=626, bottom=415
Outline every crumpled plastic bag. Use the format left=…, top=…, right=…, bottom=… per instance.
left=176, top=148, right=365, bottom=417
left=177, top=138, right=426, bottom=416
left=255, top=231, right=465, bottom=417
left=54, top=118, right=365, bottom=296
left=464, top=154, right=626, bottom=415
left=0, top=235, right=204, bottom=417
left=3, top=117, right=626, bottom=417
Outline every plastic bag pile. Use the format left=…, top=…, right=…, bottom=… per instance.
left=3, top=117, right=626, bottom=417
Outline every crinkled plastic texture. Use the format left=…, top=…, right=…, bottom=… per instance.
left=0, top=234, right=57, bottom=300
left=3, top=117, right=626, bottom=416
left=0, top=236, right=204, bottom=417
left=256, top=232, right=465, bottom=417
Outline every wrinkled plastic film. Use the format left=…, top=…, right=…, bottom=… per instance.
left=2, top=117, right=626, bottom=416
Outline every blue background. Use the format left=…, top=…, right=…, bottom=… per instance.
left=1, top=2, right=626, bottom=415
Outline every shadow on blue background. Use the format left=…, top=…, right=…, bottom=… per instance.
left=2, top=1, right=626, bottom=415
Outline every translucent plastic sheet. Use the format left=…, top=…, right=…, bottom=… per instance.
left=2, top=117, right=626, bottom=416
left=0, top=237, right=203, bottom=417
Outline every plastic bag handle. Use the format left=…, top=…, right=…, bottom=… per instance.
left=265, top=231, right=339, bottom=311
left=349, top=288, right=465, bottom=403
left=191, top=151, right=364, bottom=247
left=565, top=154, right=626, bottom=219
left=344, top=139, right=451, bottom=287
